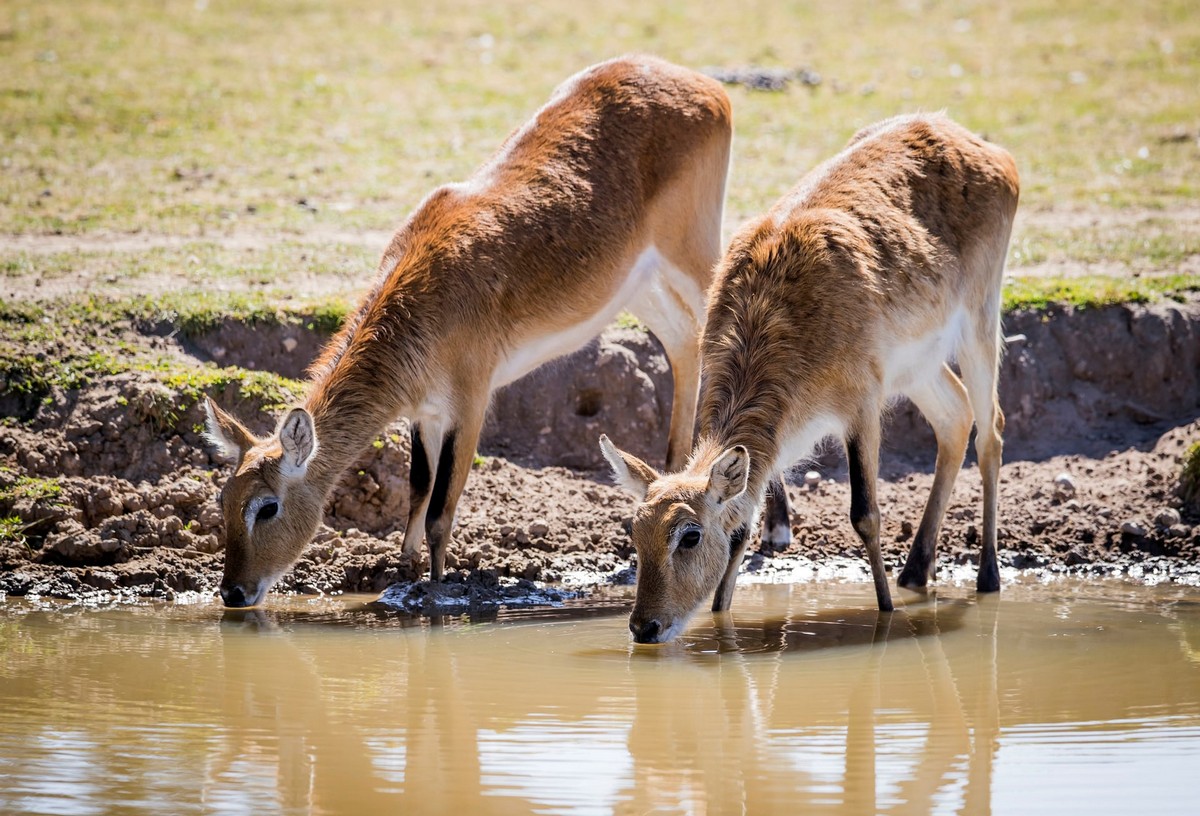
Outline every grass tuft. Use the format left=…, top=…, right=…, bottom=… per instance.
left=1002, top=274, right=1200, bottom=311
left=0, top=516, right=29, bottom=547
left=0, top=472, right=64, bottom=505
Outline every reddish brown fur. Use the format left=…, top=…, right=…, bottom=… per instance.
left=702, top=115, right=1018, bottom=474
left=605, top=113, right=1019, bottom=641
left=206, top=56, right=732, bottom=606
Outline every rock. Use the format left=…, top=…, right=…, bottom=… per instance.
left=196, top=534, right=221, bottom=554
left=804, top=470, right=821, bottom=489
left=87, top=489, right=124, bottom=520
left=282, top=337, right=298, bottom=353
left=168, top=478, right=209, bottom=508
left=1053, top=472, right=1077, bottom=500
left=45, top=520, right=106, bottom=562
left=528, top=519, right=550, bottom=538
left=1121, top=519, right=1148, bottom=537
left=1155, top=508, right=1182, bottom=528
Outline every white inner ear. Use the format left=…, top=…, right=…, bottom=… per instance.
left=708, top=446, right=749, bottom=504
left=599, top=434, right=648, bottom=501
left=203, top=401, right=243, bottom=463
left=279, top=409, right=318, bottom=479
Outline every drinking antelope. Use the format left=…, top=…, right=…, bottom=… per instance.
left=202, top=56, right=733, bottom=608
left=601, top=113, right=1019, bottom=643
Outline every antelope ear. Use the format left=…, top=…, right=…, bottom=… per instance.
left=599, top=434, right=659, bottom=501
left=278, top=407, right=319, bottom=479
left=203, top=397, right=258, bottom=463
left=707, top=445, right=749, bottom=505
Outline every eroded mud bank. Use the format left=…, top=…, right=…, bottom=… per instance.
left=1, top=298, right=1197, bottom=602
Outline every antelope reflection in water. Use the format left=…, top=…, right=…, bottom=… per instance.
left=210, top=595, right=1003, bottom=815
left=616, top=595, right=1001, bottom=815
left=6, top=586, right=1200, bottom=814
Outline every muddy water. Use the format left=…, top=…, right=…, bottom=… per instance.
left=2, top=581, right=1199, bottom=815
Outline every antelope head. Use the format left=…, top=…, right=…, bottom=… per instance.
left=203, top=397, right=325, bottom=608
left=599, top=434, right=750, bottom=644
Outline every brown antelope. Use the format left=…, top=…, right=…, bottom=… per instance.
left=601, top=113, right=1019, bottom=643
left=201, top=55, right=734, bottom=608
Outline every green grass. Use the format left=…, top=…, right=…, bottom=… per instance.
left=0, top=516, right=29, bottom=546
left=0, top=472, right=63, bottom=505
left=0, top=294, right=306, bottom=424
left=1, top=291, right=351, bottom=339
left=0, top=343, right=302, bottom=416
left=109, top=291, right=352, bottom=336
left=1009, top=219, right=1200, bottom=271
left=1, top=0, right=1198, bottom=245
left=0, top=240, right=380, bottom=287
left=1002, top=273, right=1200, bottom=311
left=613, top=311, right=646, bottom=332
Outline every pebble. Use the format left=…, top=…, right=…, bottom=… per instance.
left=528, top=519, right=550, bottom=538
left=282, top=337, right=298, bottom=353
left=804, top=471, right=821, bottom=489
left=1120, top=519, right=1148, bottom=537
left=1053, top=472, right=1076, bottom=499
left=1155, top=508, right=1182, bottom=528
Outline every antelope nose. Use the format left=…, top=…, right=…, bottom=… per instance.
left=630, top=617, right=662, bottom=643
left=220, top=584, right=248, bottom=608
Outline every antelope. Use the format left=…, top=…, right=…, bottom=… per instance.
left=201, top=55, right=735, bottom=608
left=601, top=113, right=1019, bottom=643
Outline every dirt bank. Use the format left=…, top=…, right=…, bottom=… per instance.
left=1, top=298, right=1198, bottom=604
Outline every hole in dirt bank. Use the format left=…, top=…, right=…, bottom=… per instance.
left=135, top=297, right=1200, bottom=465
left=575, top=388, right=603, bottom=418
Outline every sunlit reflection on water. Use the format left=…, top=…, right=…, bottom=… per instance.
left=1, top=579, right=1198, bottom=814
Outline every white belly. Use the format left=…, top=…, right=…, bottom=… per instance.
left=489, top=245, right=662, bottom=389
left=881, top=306, right=967, bottom=395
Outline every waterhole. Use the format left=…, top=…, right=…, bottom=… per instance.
left=1, top=580, right=1198, bottom=814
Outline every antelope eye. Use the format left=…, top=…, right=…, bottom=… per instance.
left=255, top=501, right=279, bottom=522
left=679, top=529, right=701, bottom=550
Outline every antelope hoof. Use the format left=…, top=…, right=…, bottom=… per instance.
left=976, top=563, right=1000, bottom=593
left=896, top=566, right=930, bottom=591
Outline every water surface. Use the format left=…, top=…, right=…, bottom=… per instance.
left=2, top=580, right=1199, bottom=815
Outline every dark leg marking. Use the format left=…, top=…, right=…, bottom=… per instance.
left=762, top=476, right=791, bottom=546
left=728, top=524, right=747, bottom=559
left=427, top=430, right=458, bottom=525
left=409, top=424, right=431, bottom=501
left=712, top=525, right=749, bottom=613
left=847, top=434, right=893, bottom=612
left=847, top=438, right=877, bottom=541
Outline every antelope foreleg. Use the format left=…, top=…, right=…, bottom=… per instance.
left=848, top=416, right=893, bottom=612
left=712, top=525, right=749, bottom=612
left=422, top=399, right=488, bottom=582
